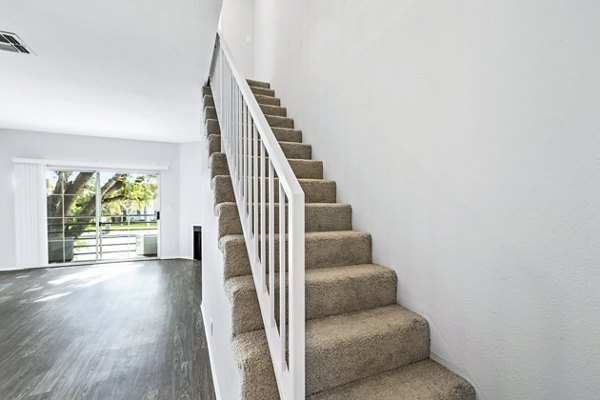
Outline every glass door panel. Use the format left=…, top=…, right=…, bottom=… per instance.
left=98, top=172, right=159, bottom=261
left=46, top=169, right=160, bottom=265
left=46, top=170, right=98, bottom=264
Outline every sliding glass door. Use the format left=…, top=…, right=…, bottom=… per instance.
left=47, top=170, right=99, bottom=264
left=46, top=169, right=160, bottom=265
left=98, top=172, right=159, bottom=262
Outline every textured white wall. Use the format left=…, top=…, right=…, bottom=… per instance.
left=220, top=0, right=255, bottom=78
left=195, top=128, right=242, bottom=400
left=178, top=142, right=204, bottom=259
left=0, top=129, right=182, bottom=270
left=253, top=1, right=600, bottom=399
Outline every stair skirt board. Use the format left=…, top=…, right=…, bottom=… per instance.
left=202, top=81, right=475, bottom=400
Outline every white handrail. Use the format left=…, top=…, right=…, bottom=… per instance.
left=208, top=32, right=306, bottom=400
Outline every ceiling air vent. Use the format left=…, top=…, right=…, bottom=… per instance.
left=0, top=31, right=33, bottom=55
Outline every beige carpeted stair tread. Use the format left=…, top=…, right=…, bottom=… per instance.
left=207, top=134, right=311, bottom=159
left=203, top=94, right=215, bottom=107
left=308, top=359, right=475, bottom=400
left=204, top=105, right=217, bottom=120
left=279, top=141, right=311, bottom=159
left=266, top=114, right=294, bottom=129
left=260, top=104, right=287, bottom=117
left=269, top=127, right=302, bottom=143
left=247, top=79, right=270, bottom=88
left=206, top=125, right=302, bottom=143
left=205, top=103, right=288, bottom=119
left=305, top=305, right=430, bottom=393
left=209, top=116, right=303, bottom=135
left=209, top=152, right=322, bottom=179
left=216, top=202, right=352, bottom=238
left=203, top=92, right=281, bottom=108
left=219, top=230, right=372, bottom=279
left=212, top=175, right=336, bottom=204
left=206, top=118, right=220, bottom=134
left=253, top=94, right=281, bottom=106
left=207, top=134, right=221, bottom=156
left=250, top=86, right=275, bottom=97
left=209, top=153, right=230, bottom=177
left=226, top=264, right=397, bottom=335
left=234, top=305, right=430, bottom=397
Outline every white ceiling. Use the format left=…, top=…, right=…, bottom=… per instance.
left=0, top=0, right=222, bottom=143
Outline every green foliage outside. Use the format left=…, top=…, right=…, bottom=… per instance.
left=47, top=171, right=159, bottom=240
left=103, top=175, right=158, bottom=216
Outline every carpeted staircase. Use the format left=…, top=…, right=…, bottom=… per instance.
left=202, top=80, right=475, bottom=400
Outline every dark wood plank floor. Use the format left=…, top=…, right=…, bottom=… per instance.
left=0, top=259, right=216, bottom=400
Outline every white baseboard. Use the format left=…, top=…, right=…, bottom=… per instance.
left=201, top=303, right=223, bottom=400
left=430, top=351, right=464, bottom=375
left=0, top=266, right=30, bottom=272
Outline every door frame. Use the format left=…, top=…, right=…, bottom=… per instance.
left=43, top=162, right=166, bottom=267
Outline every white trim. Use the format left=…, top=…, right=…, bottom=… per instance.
left=201, top=304, right=223, bottom=400
left=0, top=257, right=161, bottom=272
left=13, top=158, right=169, bottom=172
left=156, top=173, right=162, bottom=259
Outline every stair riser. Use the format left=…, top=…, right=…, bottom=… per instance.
left=207, top=135, right=311, bottom=159
left=204, top=106, right=217, bottom=121
left=206, top=84, right=276, bottom=101
left=212, top=176, right=336, bottom=205
left=281, top=142, right=310, bottom=159
left=204, top=106, right=294, bottom=129
left=306, top=320, right=430, bottom=394
left=247, top=79, right=270, bottom=89
left=208, top=120, right=299, bottom=147
left=266, top=115, right=294, bottom=129
left=203, top=95, right=215, bottom=107
left=210, top=153, right=323, bottom=180
left=226, top=268, right=397, bottom=335
left=209, top=126, right=303, bottom=143
left=234, top=140, right=311, bottom=159
left=203, top=105, right=299, bottom=143
left=288, top=159, right=323, bottom=179
left=210, top=152, right=323, bottom=179
left=206, top=119, right=220, bottom=135
left=255, top=95, right=281, bottom=107
left=251, top=86, right=275, bottom=97
left=260, top=104, right=287, bottom=117
left=233, top=343, right=279, bottom=400
left=208, top=135, right=221, bottom=156
left=308, top=360, right=476, bottom=400
left=220, top=233, right=371, bottom=279
left=217, top=203, right=352, bottom=238
left=272, top=128, right=302, bottom=143
left=207, top=104, right=286, bottom=119
left=209, top=153, right=229, bottom=178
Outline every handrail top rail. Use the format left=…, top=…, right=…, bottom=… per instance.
left=210, top=32, right=306, bottom=399
left=215, top=32, right=304, bottom=199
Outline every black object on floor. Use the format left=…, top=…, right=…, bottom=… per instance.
left=194, top=225, right=203, bottom=261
